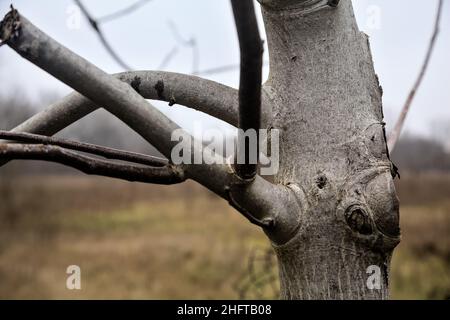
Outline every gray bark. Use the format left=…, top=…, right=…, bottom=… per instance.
left=12, top=71, right=242, bottom=135
left=0, top=0, right=401, bottom=299
left=0, top=143, right=183, bottom=184
left=0, top=9, right=299, bottom=241
left=259, top=0, right=400, bottom=299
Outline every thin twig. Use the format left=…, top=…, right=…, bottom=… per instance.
left=194, top=60, right=269, bottom=76
left=231, top=0, right=263, bottom=180
left=195, top=64, right=240, bottom=76
left=74, top=0, right=132, bottom=70
left=0, top=143, right=183, bottom=184
left=387, top=0, right=444, bottom=152
left=0, top=130, right=168, bottom=167
left=97, top=0, right=153, bottom=24
left=167, top=20, right=199, bottom=74
left=157, top=45, right=179, bottom=70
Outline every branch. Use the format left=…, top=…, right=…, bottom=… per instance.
left=1, top=8, right=183, bottom=159
left=12, top=71, right=240, bottom=140
left=0, top=8, right=301, bottom=243
left=194, top=60, right=269, bottom=76
left=387, top=0, right=443, bottom=152
left=157, top=45, right=179, bottom=70
left=0, top=143, right=183, bottom=185
left=74, top=0, right=132, bottom=70
left=0, top=130, right=168, bottom=167
left=194, top=64, right=240, bottom=76
left=167, top=20, right=199, bottom=74
left=97, top=0, right=153, bottom=24
left=1, top=8, right=233, bottom=195
left=231, top=0, right=263, bottom=180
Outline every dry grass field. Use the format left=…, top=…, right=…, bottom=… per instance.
left=0, top=171, right=448, bottom=299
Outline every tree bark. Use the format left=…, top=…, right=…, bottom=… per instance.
left=0, top=0, right=402, bottom=300
left=259, top=0, right=400, bottom=299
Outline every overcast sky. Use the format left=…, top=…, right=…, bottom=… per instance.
left=0, top=0, right=448, bottom=139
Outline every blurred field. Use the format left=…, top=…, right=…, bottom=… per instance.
left=0, top=171, right=448, bottom=299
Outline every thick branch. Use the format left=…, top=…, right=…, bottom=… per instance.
left=387, top=0, right=443, bottom=152
left=0, top=8, right=300, bottom=243
left=0, top=130, right=167, bottom=167
left=0, top=143, right=183, bottom=184
left=13, top=71, right=240, bottom=139
left=231, top=0, right=263, bottom=180
left=1, top=9, right=182, bottom=159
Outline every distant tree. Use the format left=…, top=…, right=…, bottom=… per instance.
left=392, top=134, right=450, bottom=172
left=0, top=95, right=34, bottom=225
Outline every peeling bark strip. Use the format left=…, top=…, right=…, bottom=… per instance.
left=1, top=0, right=402, bottom=299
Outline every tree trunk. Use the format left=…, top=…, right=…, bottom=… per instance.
left=260, top=0, right=401, bottom=299
left=0, top=0, right=402, bottom=300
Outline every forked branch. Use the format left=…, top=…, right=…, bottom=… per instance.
left=0, top=7, right=301, bottom=242
left=0, top=8, right=181, bottom=159
left=0, top=143, right=183, bottom=184
left=231, top=0, right=263, bottom=180
left=387, top=0, right=444, bottom=152
left=0, top=71, right=242, bottom=170
left=0, top=130, right=168, bottom=167
left=0, top=8, right=246, bottom=197
left=9, top=71, right=240, bottom=147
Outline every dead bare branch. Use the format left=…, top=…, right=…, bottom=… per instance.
left=387, top=0, right=444, bottom=152
left=0, top=130, right=168, bottom=167
left=157, top=45, right=180, bottom=70
left=194, top=64, right=240, bottom=76
left=194, top=60, right=269, bottom=77
left=0, top=143, right=183, bottom=184
left=231, top=0, right=263, bottom=180
left=97, top=0, right=153, bottom=24
left=74, top=0, right=132, bottom=70
left=167, top=20, right=199, bottom=74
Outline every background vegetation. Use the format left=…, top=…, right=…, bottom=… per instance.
left=0, top=95, right=448, bottom=299
left=0, top=173, right=448, bottom=299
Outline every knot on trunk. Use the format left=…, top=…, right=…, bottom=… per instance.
left=338, top=168, right=401, bottom=252
left=345, top=206, right=372, bottom=235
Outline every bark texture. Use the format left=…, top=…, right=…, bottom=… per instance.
left=259, top=0, right=400, bottom=299
left=0, top=0, right=402, bottom=300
